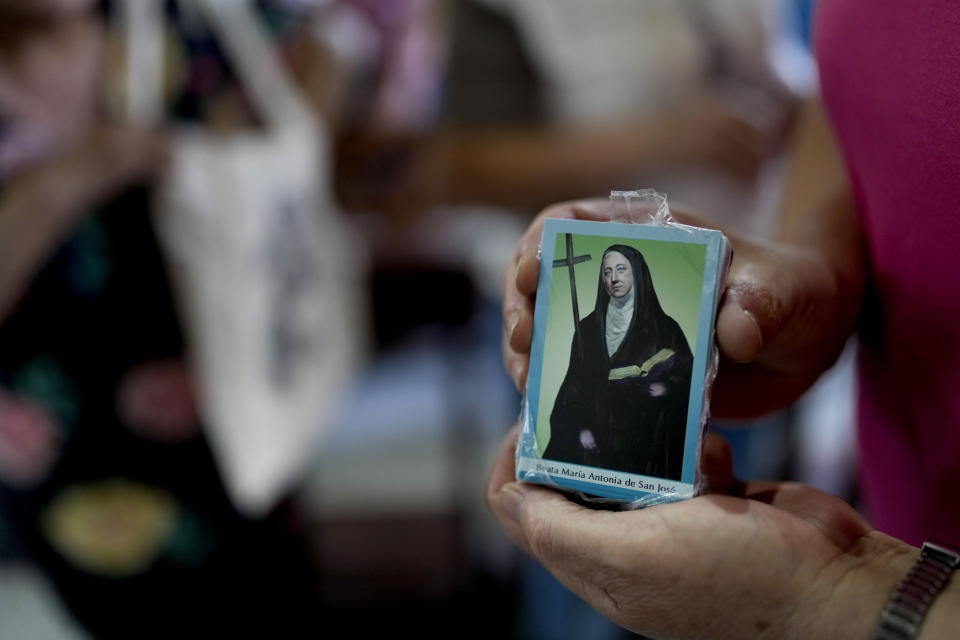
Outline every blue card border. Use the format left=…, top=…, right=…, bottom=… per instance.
left=519, top=218, right=728, bottom=497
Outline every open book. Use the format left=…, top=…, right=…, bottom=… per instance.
left=608, top=348, right=675, bottom=381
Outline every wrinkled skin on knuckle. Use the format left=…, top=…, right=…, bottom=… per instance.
left=726, top=242, right=847, bottom=377
left=767, top=253, right=846, bottom=371
left=525, top=514, right=565, bottom=567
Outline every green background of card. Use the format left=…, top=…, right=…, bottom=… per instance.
left=535, top=233, right=707, bottom=454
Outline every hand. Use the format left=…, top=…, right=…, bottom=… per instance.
left=58, top=124, right=171, bottom=214
left=5, top=124, right=169, bottom=225
left=0, top=124, right=169, bottom=319
left=501, top=199, right=610, bottom=393
left=487, top=426, right=916, bottom=639
left=647, top=95, right=777, bottom=184
left=502, top=199, right=859, bottom=418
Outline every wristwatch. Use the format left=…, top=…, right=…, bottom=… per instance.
left=873, top=540, right=960, bottom=640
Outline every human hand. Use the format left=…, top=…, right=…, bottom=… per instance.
left=486, top=425, right=916, bottom=639
left=646, top=95, right=777, bottom=184
left=0, top=124, right=169, bottom=319
left=6, top=123, right=170, bottom=226
left=502, top=199, right=858, bottom=418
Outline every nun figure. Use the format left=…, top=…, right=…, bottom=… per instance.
left=544, top=245, right=692, bottom=480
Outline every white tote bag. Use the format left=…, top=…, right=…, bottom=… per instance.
left=122, top=0, right=365, bottom=516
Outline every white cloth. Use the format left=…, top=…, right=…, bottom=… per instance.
left=605, top=287, right=634, bottom=357
left=128, top=0, right=366, bottom=516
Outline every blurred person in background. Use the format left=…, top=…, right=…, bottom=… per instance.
left=337, top=0, right=801, bottom=226
left=0, top=1, right=330, bottom=636
left=490, top=0, right=960, bottom=637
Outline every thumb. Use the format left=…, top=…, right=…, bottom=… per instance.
left=715, top=295, right=765, bottom=364
left=710, top=240, right=853, bottom=419
left=716, top=240, right=842, bottom=372
left=666, top=209, right=811, bottom=367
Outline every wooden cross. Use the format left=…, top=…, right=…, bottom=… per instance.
left=553, top=233, right=592, bottom=362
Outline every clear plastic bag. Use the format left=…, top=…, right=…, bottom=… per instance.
left=515, top=189, right=731, bottom=509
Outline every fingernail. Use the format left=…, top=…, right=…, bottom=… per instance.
left=498, top=483, right=524, bottom=524
left=573, top=202, right=602, bottom=216
left=514, top=255, right=525, bottom=289
left=512, top=362, right=525, bottom=389
left=739, top=304, right=763, bottom=350
left=718, top=298, right=767, bottom=363
left=508, top=312, right=520, bottom=343
left=731, top=301, right=763, bottom=361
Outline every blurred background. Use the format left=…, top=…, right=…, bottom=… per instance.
left=0, top=0, right=854, bottom=638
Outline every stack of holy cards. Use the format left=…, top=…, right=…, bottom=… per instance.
left=516, top=215, right=731, bottom=507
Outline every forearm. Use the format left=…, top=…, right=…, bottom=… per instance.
left=778, top=98, right=865, bottom=329
left=0, top=126, right=168, bottom=321
left=0, top=165, right=80, bottom=320
left=440, top=123, right=664, bottom=211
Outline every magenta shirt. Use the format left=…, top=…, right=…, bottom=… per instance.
left=816, top=0, right=960, bottom=545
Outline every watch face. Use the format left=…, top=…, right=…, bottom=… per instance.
left=923, top=541, right=960, bottom=567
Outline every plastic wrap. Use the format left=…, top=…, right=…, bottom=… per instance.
left=515, top=189, right=731, bottom=509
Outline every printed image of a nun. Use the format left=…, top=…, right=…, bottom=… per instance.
left=544, top=245, right=692, bottom=480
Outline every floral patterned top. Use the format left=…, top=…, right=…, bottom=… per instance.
left=0, top=5, right=318, bottom=634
